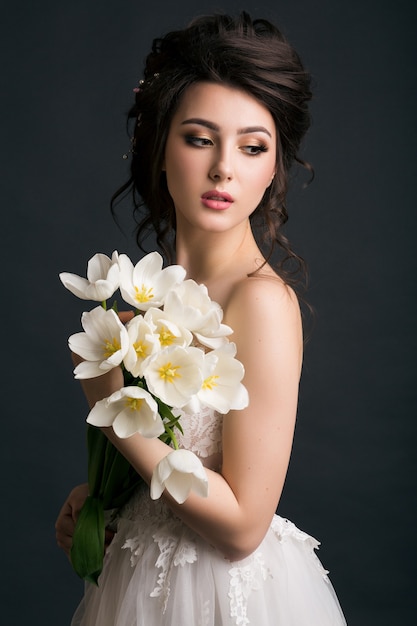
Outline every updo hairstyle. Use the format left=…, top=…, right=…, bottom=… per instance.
left=113, top=12, right=312, bottom=282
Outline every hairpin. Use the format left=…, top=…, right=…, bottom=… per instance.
left=133, top=79, right=145, bottom=94
left=122, top=136, right=136, bottom=160
left=122, top=74, right=159, bottom=159
left=133, top=73, right=159, bottom=94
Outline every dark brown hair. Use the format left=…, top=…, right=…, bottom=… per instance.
left=113, top=12, right=312, bottom=285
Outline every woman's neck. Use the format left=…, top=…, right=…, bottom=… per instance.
left=174, top=223, right=267, bottom=306
left=175, top=223, right=260, bottom=282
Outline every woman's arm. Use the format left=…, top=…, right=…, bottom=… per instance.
left=91, top=276, right=302, bottom=561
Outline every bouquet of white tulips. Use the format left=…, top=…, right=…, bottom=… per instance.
left=60, top=251, right=248, bottom=583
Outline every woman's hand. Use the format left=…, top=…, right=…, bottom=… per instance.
left=55, top=484, right=89, bottom=558
left=55, top=484, right=115, bottom=559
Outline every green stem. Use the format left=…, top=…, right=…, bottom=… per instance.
left=164, top=424, right=179, bottom=450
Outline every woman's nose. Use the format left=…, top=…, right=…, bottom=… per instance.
left=209, top=148, right=234, bottom=181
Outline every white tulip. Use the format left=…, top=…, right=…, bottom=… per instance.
left=69, top=306, right=129, bottom=379
left=163, top=280, right=232, bottom=348
left=118, top=252, right=186, bottom=311
left=87, top=386, right=164, bottom=439
left=151, top=449, right=208, bottom=503
left=59, top=251, right=120, bottom=301
left=123, top=315, right=160, bottom=378
left=144, top=307, right=193, bottom=348
left=144, top=345, right=204, bottom=408
left=197, top=343, right=249, bottom=413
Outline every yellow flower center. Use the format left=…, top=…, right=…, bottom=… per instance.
left=158, top=362, right=181, bottom=383
left=133, top=340, right=148, bottom=359
left=202, top=375, right=219, bottom=390
left=103, top=337, right=121, bottom=358
left=159, top=325, right=175, bottom=347
left=125, top=397, right=144, bottom=412
left=134, top=284, right=154, bottom=303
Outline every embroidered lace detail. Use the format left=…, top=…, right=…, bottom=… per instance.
left=150, top=525, right=198, bottom=611
left=119, top=482, right=170, bottom=523
left=176, top=406, right=223, bottom=460
left=122, top=534, right=147, bottom=568
left=120, top=486, right=200, bottom=613
left=228, top=551, right=271, bottom=625
left=271, top=516, right=330, bottom=581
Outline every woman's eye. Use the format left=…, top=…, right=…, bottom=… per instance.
left=185, top=136, right=213, bottom=147
left=241, top=144, right=268, bottom=156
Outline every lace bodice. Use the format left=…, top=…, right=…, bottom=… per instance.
left=175, top=406, right=223, bottom=471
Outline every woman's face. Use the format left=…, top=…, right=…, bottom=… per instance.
left=163, top=82, right=276, bottom=236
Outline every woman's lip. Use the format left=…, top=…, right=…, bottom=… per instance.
left=201, top=190, right=234, bottom=210
left=202, top=190, right=234, bottom=202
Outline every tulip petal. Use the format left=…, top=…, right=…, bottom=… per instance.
left=87, top=398, right=118, bottom=427
left=74, top=360, right=107, bottom=379
left=150, top=474, right=165, bottom=500
left=87, top=253, right=112, bottom=282
left=59, top=273, right=92, bottom=300
left=165, top=473, right=192, bottom=504
left=150, top=450, right=208, bottom=504
left=60, top=252, right=119, bottom=302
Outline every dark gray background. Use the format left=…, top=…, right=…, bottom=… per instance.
left=1, top=0, right=416, bottom=624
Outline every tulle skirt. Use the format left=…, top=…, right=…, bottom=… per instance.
left=71, top=486, right=346, bottom=625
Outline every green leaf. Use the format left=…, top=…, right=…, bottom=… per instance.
left=70, top=495, right=105, bottom=585
left=100, top=439, right=121, bottom=495
left=86, top=424, right=144, bottom=507
left=102, top=447, right=141, bottom=508
left=109, top=474, right=143, bottom=509
left=86, top=426, right=109, bottom=496
left=156, top=399, right=175, bottom=420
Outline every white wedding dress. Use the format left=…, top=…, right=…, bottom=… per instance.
left=71, top=407, right=346, bottom=625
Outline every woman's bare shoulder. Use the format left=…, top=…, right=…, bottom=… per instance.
left=223, top=275, right=303, bottom=399
left=224, top=269, right=301, bottom=326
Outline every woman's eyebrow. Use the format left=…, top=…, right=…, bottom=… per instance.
left=180, top=118, right=272, bottom=138
left=181, top=118, right=219, bottom=131
left=238, top=125, right=272, bottom=138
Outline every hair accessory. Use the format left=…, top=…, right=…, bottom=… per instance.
left=133, top=79, right=145, bottom=93
left=122, top=136, right=136, bottom=160
left=133, top=73, right=159, bottom=94
left=123, top=73, right=159, bottom=159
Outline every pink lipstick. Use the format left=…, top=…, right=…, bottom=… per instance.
left=201, top=190, right=234, bottom=210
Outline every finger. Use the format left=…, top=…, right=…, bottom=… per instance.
left=56, top=533, right=72, bottom=556
left=69, top=484, right=90, bottom=521
left=71, top=351, right=84, bottom=367
left=55, top=514, right=75, bottom=555
left=118, top=310, right=134, bottom=323
left=56, top=499, right=73, bottom=524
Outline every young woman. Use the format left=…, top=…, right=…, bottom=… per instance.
left=56, top=13, right=346, bottom=625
